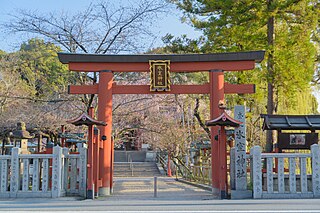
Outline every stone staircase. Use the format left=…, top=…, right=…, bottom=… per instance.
left=114, top=151, right=147, bottom=162
left=113, top=162, right=162, bottom=177
left=113, top=151, right=162, bottom=177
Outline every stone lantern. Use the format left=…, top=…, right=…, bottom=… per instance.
left=10, top=122, right=34, bottom=154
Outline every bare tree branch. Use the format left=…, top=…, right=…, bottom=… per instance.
left=193, top=98, right=211, bottom=139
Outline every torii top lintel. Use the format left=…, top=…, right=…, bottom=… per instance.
left=58, top=51, right=265, bottom=72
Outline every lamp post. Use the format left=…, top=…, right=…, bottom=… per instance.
left=205, top=107, right=242, bottom=199
left=67, top=109, right=106, bottom=199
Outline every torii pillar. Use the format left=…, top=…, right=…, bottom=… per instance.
left=98, top=70, right=113, bottom=195
left=209, top=69, right=224, bottom=195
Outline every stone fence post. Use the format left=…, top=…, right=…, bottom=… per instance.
left=78, top=147, right=87, bottom=198
left=10, top=147, right=20, bottom=198
left=52, top=146, right=62, bottom=198
left=62, top=147, right=69, bottom=192
left=311, top=144, right=320, bottom=197
left=250, top=146, right=262, bottom=199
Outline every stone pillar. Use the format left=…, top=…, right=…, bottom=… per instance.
left=52, top=146, right=62, bottom=198
left=98, top=70, right=113, bottom=196
left=234, top=105, right=247, bottom=190
left=1, top=156, right=9, bottom=192
left=311, top=144, right=320, bottom=197
left=10, top=147, right=20, bottom=198
left=62, top=147, right=69, bottom=192
left=250, top=146, right=262, bottom=199
left=79, top=146, right=87, bottom=198
left=230, top=147, right=236, bottom=190
left=20, top=139, right=29, bottom=154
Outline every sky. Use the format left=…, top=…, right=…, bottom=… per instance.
left=0, top=0, right=202, bottom=53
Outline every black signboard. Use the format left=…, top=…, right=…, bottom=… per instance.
left=150, top=60, right=170, bottom=91
left=278, top=133, right=318, bottom=150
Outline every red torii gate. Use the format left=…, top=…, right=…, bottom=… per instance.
left=58, top=51, right=265, bottom=197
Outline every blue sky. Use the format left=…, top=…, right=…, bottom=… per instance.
left=0, top=0, right=202, bottom=52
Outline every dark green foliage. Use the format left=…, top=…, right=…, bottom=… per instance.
left=17, top=38, right=75, bottom=98
left=169, top=0, right=319, bottom=115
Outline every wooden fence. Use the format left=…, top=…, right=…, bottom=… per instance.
left=179, top=164, right=212, bottom=186
left=0, top=146, right=87, bottom=198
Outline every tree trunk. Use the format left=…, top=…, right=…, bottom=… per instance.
left=266, top=0, right=275, bottom=153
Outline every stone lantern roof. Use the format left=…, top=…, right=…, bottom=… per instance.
left=10, top=122, right=34, bottom=139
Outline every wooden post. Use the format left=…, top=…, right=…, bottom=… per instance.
left=167, top=154, right=172, bottom=177
left=38, top=134, right=42, bottom=152
left=219, top=127, right=227, bottom=199
left=110, top=137, right=114, bottom=194
left=251, top=146, right=262, bottom=198
left=52, top=146, right=62, bottom=198
left=98, top=70, right=113, bottom=196
left=93, top=128, right=100, bottom=196
left=311, top=144, right=320, bottom=197
left=61, top=125, right=65, bottom=147
left=154, top=176, right=158, bottom=198
left=209, top=69, right=224, bottom=195
left=87, top=107, right=94, bottom=199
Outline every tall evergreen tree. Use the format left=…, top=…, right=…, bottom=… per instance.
left=171, top=0, right=319, bottom=151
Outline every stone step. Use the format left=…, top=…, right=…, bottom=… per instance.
left=113, top=162, right=161, bottom=177
left=114, top=151, right=147, bottom=162
left=114, top=172, right=161, bottom=176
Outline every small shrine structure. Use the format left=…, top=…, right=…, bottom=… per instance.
left=261, top=114, right=320, bottom=152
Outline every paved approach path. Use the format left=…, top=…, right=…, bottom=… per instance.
left=110, top=177, right=214, bottom=200
left=1, top=177, right=320, bottom=212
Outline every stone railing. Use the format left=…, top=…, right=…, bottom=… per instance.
left=0, top=146, right=87, bottom=198
left=250, top=144, right=320, bottom=199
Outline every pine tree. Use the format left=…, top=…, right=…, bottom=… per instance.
left=171, top=0, right=319, bottom=151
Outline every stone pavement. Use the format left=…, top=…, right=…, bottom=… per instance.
left=109, top=177, right=214, bottom=200
left=1, top=177, right=320, bottom=212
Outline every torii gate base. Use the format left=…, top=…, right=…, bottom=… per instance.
left=58, top=51, right=264, bottom=198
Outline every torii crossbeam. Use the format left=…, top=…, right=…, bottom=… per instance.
left=58, top=51, right=265, bottom=198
